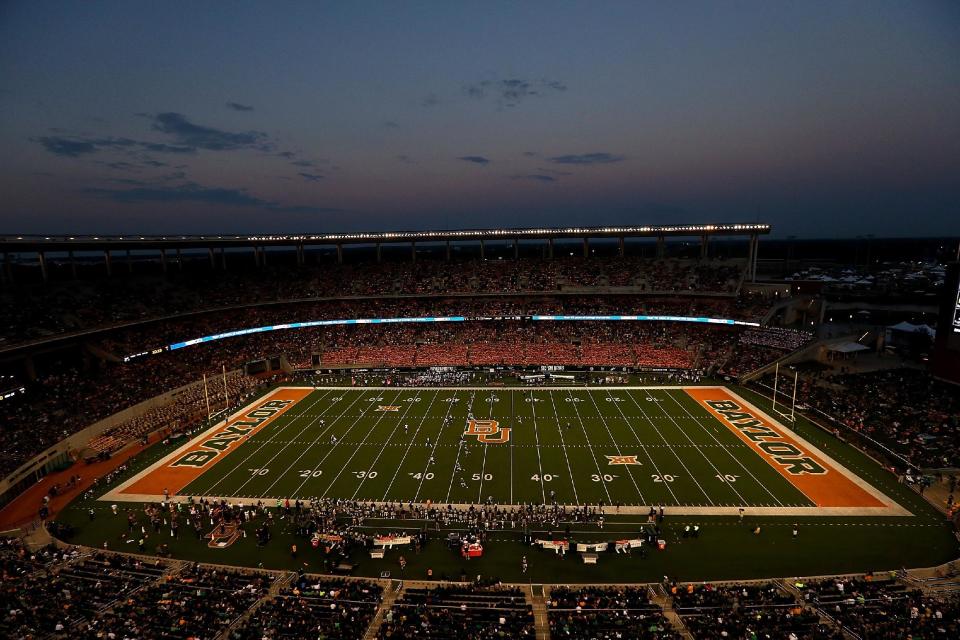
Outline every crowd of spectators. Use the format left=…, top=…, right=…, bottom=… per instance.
left=800, top=576, right=960, bottom=638
left=718, top=327, right=814, bottom=378
left=75, top=562, right=273, bottom=639
left=0, top=256, right=748, bottom=345
left=85, top=370, right=261, bottom=454
left=2, top=311, right=801, bottom=481
left=232, top=574, right=382, bottom=639
left=7, top=529, right=960, bottom=640
left=757, top=368, right=960, bottom=468
left=673, top=581, right=842, bottom=639
left=376, top=584, right=534, bottom=639
left=1, top=542, right=168, bottom=639
left=88, top=293, right=770, bottom=360
left=548, top=586, right=678, bottom=639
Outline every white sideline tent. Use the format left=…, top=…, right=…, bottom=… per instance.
left=824, top=341, right=870, bottom=361
left=886, top=321, right=936, bottom=337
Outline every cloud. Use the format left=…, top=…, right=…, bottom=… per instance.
left=276, top=151, right=296, bottom=159
left=548, top=152, right=624, bottom=165
left=298, top=172, right=323, bottom=182
left=151, top=112, right=270, bottom=151
left=290, top=159, right=315, bottom=167
left=511, top=174, right=556, bottom=183
left=464, top=78, right=567, bottom=107
left=422, top=93, right=440, bottom=108
left=138, top=141, right=194, bottom=154
left=458, top=155, right=490, bottom=165
left=383, top=120, right=400, bottom=128
left=32, top=136, right=98, bottom=157
left=32, top=134, right=195, bottom=157
left=396, top=154, right=414, bottom=163
left=522, top=151, right=539, bottom=157
left=226, top=102, right=254, bottom=112
left=103, top=161, right=138, bottom=171
left=84, top=180, right=341, bottom=214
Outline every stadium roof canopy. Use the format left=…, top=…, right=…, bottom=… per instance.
left=1, top=223, right=770, bottom=252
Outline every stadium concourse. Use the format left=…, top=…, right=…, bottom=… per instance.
left=1, top=241, right=960, bottom=639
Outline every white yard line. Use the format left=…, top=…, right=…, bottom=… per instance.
left=444, top=390, right=476, bottom=503
left=634, top=390, right=752, bottom=507
left=581, top=389, right=646, bottom=505
left=660, top=389, right=785, bottom=507
left=283, top=391, right=390, bottom=499
left=509, top=390, right=514, bottom=506
left=381, top=390, right=446, bottom=501
left=547, top=390, right=580, bottom=505
left=199, top=390, right=332, bottom=496
left=229, top=399, right=344, bottom=498
left=257, top=391, right=367, bottom=498
left=406, top=393, right=460, bottom=502
left=602, top=389, right=680, bottom=505
left=318, top=390, right=416, bottom=499
left=623, top=389, right=716, bottom=506
left=352, top=391, right=431, bottom=500
left=284, top=390, right=399, bottom=498
left=566, top=390, right=613, bottom=504
left=529, top=390, right=547, bottom=504
left=476, top=391, right=497, bottom=503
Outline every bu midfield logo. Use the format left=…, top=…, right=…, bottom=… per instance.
left=464, top=419, right=511, bottom=444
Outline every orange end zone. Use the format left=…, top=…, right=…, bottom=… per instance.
left=685, top=387, right=884, bottom=508
left=121, top=387, right=312, bottom=497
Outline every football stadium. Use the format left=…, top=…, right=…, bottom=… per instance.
left=3, top=3, right=960, bottom=639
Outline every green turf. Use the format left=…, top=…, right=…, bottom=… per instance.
left=175, top=387, right=816, bottom=508
left=49, top=382, right=959, bottom=583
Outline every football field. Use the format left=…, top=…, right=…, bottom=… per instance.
left=107, top=385, right=907, bottom=517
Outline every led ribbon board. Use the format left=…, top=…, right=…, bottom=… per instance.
left=125, top=314, right=761, bottom=360
left=531, top=314, right=761, bottom=326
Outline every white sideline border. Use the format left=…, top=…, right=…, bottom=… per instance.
left=101, top=385, right=912, bottom=516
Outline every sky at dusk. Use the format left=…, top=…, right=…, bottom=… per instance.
left=0, top=1, right=957, bottom=237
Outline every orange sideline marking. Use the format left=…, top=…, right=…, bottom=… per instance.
left=121, top=387, right=312, bottom=496
left=685, top=387, right=884, bottom=508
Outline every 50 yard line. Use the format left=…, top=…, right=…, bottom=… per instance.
left=476, top=391, right=497, bottom=503
left=444, top=390, right=476, bottom=503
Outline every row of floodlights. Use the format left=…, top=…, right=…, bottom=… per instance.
left=6, top=224, right=770, bottom=243
left=249, top=224, right=770, bottom=242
